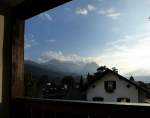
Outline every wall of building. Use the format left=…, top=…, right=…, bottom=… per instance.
left=0, top=15, right=4, bottom=103
left=138, top=89, right=147, bottom=103
left=86, top=72, right=139, bottom=103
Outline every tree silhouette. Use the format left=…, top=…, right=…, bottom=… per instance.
left=112, top=67, right=118, bottom=73
left=79, top=75, right=84, bottom=90
left=61, top=76, right=75, bottom=89
left=87, top=73, right=91, bottom=82
left=129, top=76, right=134, bottom=81
left=24, top=72, right=36, bottom=97
left=97, top=66, right=107, bottom=72
left=37, top=75, right=49, bottom=87
left=36, top=74, right=49, bottom=97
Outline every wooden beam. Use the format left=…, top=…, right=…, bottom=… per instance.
left=14, top=0, right=72, bottom=20
left=2, top=10, right=24, bottom=118
left=3, top=10, right=24, bottom=101
left=0, top=4, right=10, bottom=15
left=2, top=11, right=13, bottom=118
left=11, top=18, right=24, bottom=98
left=12, top=98, right=150, bottom=118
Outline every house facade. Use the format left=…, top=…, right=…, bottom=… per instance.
left=86, top=67, right=150, bottom=103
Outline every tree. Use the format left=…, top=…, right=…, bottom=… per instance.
left=79, top=75, right=84, bottom=90
left=42, top=80, right=57, bottom=98
left=37, top=75, right=49, bottom=87
left=36, top=74, right=49, bottom=97
left=86, top=73, right=91, bottom=82
left=112, top=67, right=118, bottom=73
left=130, top=76, right=134, bottom=81
left=61, top=76, right=75, bottom=89
left=97, top=66, right=107, bottom=72
left=24, top=72, right=36, bottom=97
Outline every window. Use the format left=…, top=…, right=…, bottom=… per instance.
left=117, top=98, right=130, bottom=103
left=93, top=97, right=104, bottom=101
left=104, top=81, right=116, bottom=93
left=126, top=84, right=131, bottom=88
left=92, top=85, right=95, bottom=88
left=24, top=0, right=150, bottom=104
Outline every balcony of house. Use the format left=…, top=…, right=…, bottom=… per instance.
left=12, top=98, right=150, bottom=118
left=1, top=0, right=150, bottom=118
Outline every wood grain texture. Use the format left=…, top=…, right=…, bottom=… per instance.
left=14, top=0, right=72, bottom=19
left=12, top=18, right=24, bottom=98
left=12, top=98, right=150, bottom=118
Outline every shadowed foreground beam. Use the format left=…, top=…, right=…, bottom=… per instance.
left=12, top=98, right=150, bottom=118
left=14, top=0, right=72, bottom=20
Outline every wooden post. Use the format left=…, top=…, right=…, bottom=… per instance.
left=2, top=11, right=12, bottom=118
left=2, top=11, right=25, bottom=118
left=11, top=17, right=24, bottom=98
left=3, top=12, right=25, bottom=100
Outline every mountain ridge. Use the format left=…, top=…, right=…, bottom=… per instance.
left=24, top=59, right=99, bottom=79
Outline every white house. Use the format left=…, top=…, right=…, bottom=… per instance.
left=85, top=67, right=150, bottom=103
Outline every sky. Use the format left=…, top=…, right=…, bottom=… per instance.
left=25, top=0, right=150, bottom=81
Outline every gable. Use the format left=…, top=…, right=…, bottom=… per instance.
left=87, top=72, right=137, bottom=92
left=85, top=68, right=150, bottom=95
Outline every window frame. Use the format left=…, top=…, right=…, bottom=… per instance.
left=93, top=97, right=104, bottom=101
left=104, top=81, right=116, bottom=93
left=1, top=1, right=150, bottom=117
left=117, top=98, right=130, bottom=103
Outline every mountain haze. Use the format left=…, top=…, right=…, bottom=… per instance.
left=25, top=60, right=99, bottom=79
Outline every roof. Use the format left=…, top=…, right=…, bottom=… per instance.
left=0, top=0, right=25, bottom=7
left=0, top=0, right=72, bottom=19
left=85, top=68, right=150, bottom=95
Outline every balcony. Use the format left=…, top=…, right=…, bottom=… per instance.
left=0, top=1, right=150, bottom=118
left=12, top=98, right=150, bottom=118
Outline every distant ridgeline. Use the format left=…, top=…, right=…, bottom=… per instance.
left=24, top=60, right=99, bottom=80
left=24, top=60, right=99, bottom=98
left=24, top=60, right=150, bottom=100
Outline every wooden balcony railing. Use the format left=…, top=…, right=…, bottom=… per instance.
left=12, top=98, right=150, bottom=118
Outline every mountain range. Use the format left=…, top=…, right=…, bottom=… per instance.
left=24, top=60, right=150, bottom=83
left=24, top=60, right=99, bottom=80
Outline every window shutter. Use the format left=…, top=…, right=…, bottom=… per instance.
left=104, top=81, right=108, bottom=90
left=93, top=97, right=104, bottom=101
left=117, top=98, right=121, bottom=102
left=104, top=81, right=116, bottom=93
left=127, top=98, right=130, bottom=102
left=113, top=81, right=116, bottom=89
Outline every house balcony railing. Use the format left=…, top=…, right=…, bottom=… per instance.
left=12, top=98, right=150, bottom=118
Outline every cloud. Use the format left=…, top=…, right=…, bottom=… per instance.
left=37, top=32, right=150, bottom=77
left=25, top=43, right=31, bottom=48
left=98, top=8, right=121, bottom=19
left=47, top=39, right=56, bottom=43
left=30, top=39, right=38, bottom=45
left=38, top=12, right=53, bottom=21
left=76, top=8, right=88, bottom=15
left=97, top=0, right=103, bottom=2
left=147, top=0, right=150, bottom=4
left=76, top=4, right=96, bottom=15
left=24, top=34, right=38, bottom=49
left=37, top=50, right=101, bottom=64
left=100, top=32, right=150, bottom=76
left=87, top=4, right=96, bottom=11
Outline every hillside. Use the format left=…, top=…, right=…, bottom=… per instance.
left=24, top=60, right=99, bottom=80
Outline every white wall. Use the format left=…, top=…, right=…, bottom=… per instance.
left=86, top=72, right=139, bottom=103
left=0, top=15, right=4, bottom=103
left=138, top=89, right=147, bottom=103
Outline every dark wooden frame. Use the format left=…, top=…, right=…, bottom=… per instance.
left=0, top=1, right=72, bottom=117
left=12, top=98, right=150, bottom=118
left=0, top=0, right=150, bottom=118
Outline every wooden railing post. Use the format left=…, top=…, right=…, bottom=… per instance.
left=2, top=11, right=25, bottom=118
left=12, top=17, right=25, bottom=98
